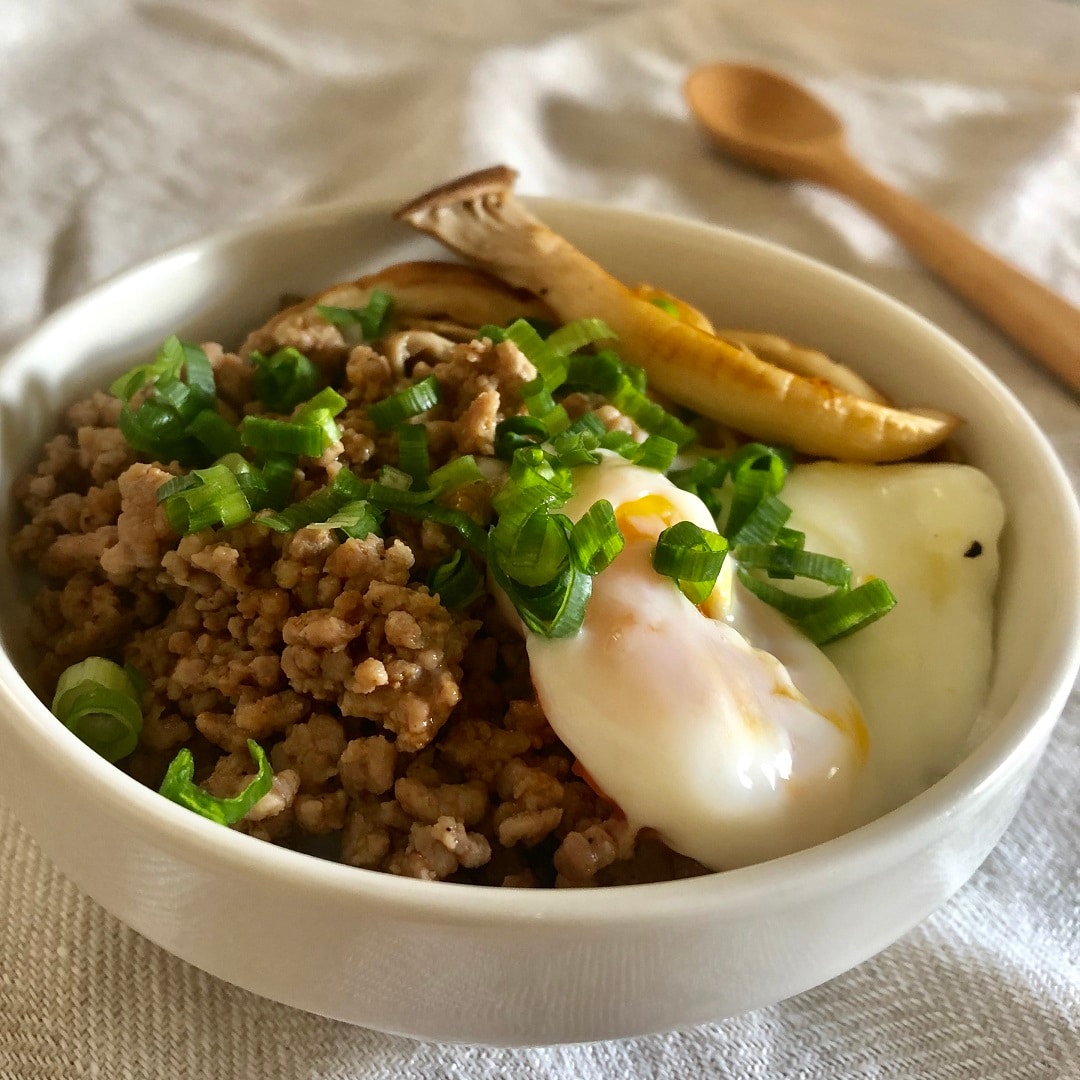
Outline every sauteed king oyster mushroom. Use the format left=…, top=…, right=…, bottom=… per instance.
left=396, top=165, right=958, bottom=462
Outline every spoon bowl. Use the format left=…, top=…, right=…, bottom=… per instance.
left=684, top=62, right=845, bottom=177
left=683, top=61, right=1080, bottom=393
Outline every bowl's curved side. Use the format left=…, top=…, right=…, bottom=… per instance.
left=0, top=697, right=1048, bottom=1044
left=0, top=198, right=1076, bottom=1044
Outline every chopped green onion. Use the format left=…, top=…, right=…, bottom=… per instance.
left=212, top=452, right=273, bottom=511
left=550, top=428, right=602, bottom=469
left=633, top=435, right=678, bottom=472
left=397, top=502, right=488, bottom=552
left=775, top=526, right=805, bottom=549
left=491, top=508, right=571, bottom=587
left=565, top=412, right=606, bottom=439
left=598, top=430, right=641, bottom=459
left=294, top=386, right=348, bottom=421
left=316, top=288, right=395, bottom=340
left=503, top=319, right=567, bottom=390
left=544, top=318, right=616, bottom=358
left=476, top=323, right=507, bottom=343
left=489, top=533, right=592, bottom=639
left=251, top=347, right=320, bottom=412
left=240, top=415, right=327, bottom=457
left=155, top=472, right=202, bottom=502
left=186, top=410, right=242, bottom=458
left=494, top=415, right=549, bottom=460
left=669, top=455, right=729, bottom=510
left=367, top=376, right=441, bottom=431
left=723, top=444, right=789, bottom=538
left=566, top=348, right=695, bottom=448
left=310, top=499, right=383, bottom=540
left=595, top=431, right=677, bottom=472
left=650, top=297, right=680, bottom=317
left=111, top=337, right=219, bottom=465
left=427, top=550, right=483, bottom=609
left=377, top=465, right=415, bottom=492
left=653, top=520, right=729, bottom=604
left=796, top=579, right=897, bottom=645
left=491, top=476, right=567, bottom=523
left=520, top=374, right=566, bottom=427
left=258, top=454, right=297, bottom=509
left=429, top=455, right=484, bottom=494
left=736, top=567, right=833, bottom=621
left=569, top=500, right=624, bottom=575
left=163, top=463, right=252, bottom=534
left=51, top=657, right=143, bottom=763
left=565, top=349, right=626, bottom=397
left=397, top=424, right=430, bottom=489
left=256, top=468, right=366, bottom=533
left=623, top=364, right=647, bottom=392
left=734, top=543, right=851, bottom=586
left=729, top=494, right=792, bottom=546
left=609, top=379, right=696, bottom=448
left=158, top=738, right=273, bottom=826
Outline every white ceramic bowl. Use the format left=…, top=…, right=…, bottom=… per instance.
left=1, top=200, right=1078, bottom=1046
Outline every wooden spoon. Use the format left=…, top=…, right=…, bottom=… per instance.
left=684, top=62, right=1080, bottom=393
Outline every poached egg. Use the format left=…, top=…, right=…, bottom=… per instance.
left=524, top=454, right=1004, bottom=872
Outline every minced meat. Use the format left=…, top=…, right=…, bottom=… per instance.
left=9, top=312, right=707, bottom=889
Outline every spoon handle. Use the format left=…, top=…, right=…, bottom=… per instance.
left=825, top=157, right=1080, bottom=393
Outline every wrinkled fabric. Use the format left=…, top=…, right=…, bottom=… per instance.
left=1, top=0, right=1078, bottom=1076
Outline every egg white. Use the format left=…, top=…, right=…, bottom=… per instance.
left=781, top=461, right=1005, bottom=825
left=528, top=455, right=867, bottom=871
left=524, top=454, right=1005, bottom=872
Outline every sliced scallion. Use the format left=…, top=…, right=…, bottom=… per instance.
left=251, top=347, right=320, bottom=412
left=649, top=297, right=680, bottom=317
left=310, top=499, right=383, bottom=540
left=397, top=424, right=430, bottom=489
left=489, top=534, right=592, bottom=638
left=187, top=409, right=242, bottom=458
left=316, top=288, right=395, bottom=340
left=653, top=520, right=729, bottom=604
left=429, top=455, right=484, bottom=495
left=367, top=376, right=441, bottom=431
left=796, top=579, right=897, bottom=645
left=256, top=468, right=366, bottom=533
left=734, top=543, right=851, bottom=587
left=51, top=657, right=143, bottom=763
left=158, top=738, right=273, bottom=826
left=240, top=415, right=327, bottom=457
left=503, top=319, right=567, bottom=389
left=569, top=500, right=623, bottom=575
left=729, top=494, right=792, bottom=547
left=163, top=463, right=252, bottom=534
left=427, top=550, right=483, bottom=609
left=494, top=415, right=548, bottom=460
left=550, top=428, right=602, bottom=469
left=543, top=317, right=616, bottom=358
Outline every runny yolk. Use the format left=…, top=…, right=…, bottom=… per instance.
left=615, top=494, right=678, bottom=541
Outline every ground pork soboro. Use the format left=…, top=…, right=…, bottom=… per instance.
left=10, top=310, right=708, bottom=889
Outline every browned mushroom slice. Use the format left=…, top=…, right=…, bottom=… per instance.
left=631, top=285, right=888, bottom=404
left=241, top=260, right=555, bottom=372
left=715, top=330, right=889, bottom=405
left=395, top=167, right=959, bottom=463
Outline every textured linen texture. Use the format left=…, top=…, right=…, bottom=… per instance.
left=1, top=0, right=1078, bottom=1076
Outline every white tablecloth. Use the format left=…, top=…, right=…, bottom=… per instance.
left=2, top=1, right=1078, bottom=1075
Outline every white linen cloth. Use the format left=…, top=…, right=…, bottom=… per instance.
left=1, top=0, right=1078, bottom=1075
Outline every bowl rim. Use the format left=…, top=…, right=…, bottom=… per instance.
left=2, top=194, right=1078, bottom=927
